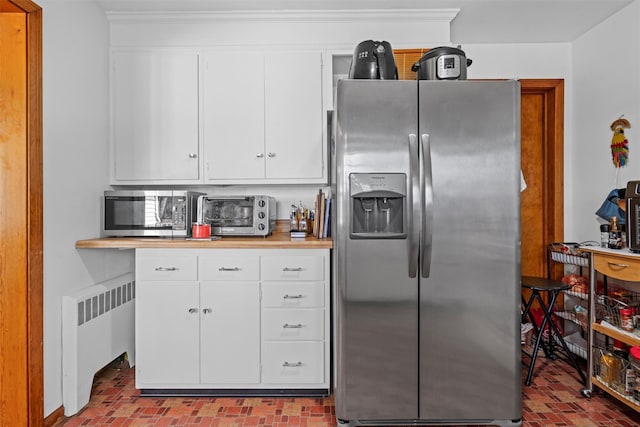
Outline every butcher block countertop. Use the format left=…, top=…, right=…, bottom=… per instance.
left=76, top=232, right=333, bottom=250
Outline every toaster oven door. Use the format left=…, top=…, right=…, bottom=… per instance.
left=202, top=197, right=256, bottom=234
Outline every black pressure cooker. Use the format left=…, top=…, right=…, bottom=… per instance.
left=411, top=46, right=472, bottom=80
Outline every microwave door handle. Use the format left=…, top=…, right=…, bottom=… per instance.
left=421, top=134, right=433, bottom=278
left=408, top=134, right=419, bottom=278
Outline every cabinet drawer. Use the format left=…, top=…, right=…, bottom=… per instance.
left=262, top=309, right=324, bottom=341
left=262, top=342, right=324, bottom=384
left=261, top=255, right=324, bottom=281
left=137, top=255, right=197, bottom=281
left=199, top=256, right=260, bottom=281
left=593, top=253, right=640, bottom=282
left=261, top=282, right=324, bottom=308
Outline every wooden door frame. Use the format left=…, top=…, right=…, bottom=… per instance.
left=1, top=0, right=43, bottom=425
left=520, top=79, right=565, bottom=277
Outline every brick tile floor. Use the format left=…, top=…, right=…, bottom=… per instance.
left=54, top=355, right=639, bottom=426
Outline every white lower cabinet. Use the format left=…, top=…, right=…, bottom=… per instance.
left=135, top=248, right=329, bottom=393
left=199, top=281, right=260, bottom=384
left=136, top=280, right=200, bottom=385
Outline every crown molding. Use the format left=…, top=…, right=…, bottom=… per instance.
left=106, top=8, right=460, bottom=23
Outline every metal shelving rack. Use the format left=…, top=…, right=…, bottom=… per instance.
left=548, top=242, right=591, bottom=362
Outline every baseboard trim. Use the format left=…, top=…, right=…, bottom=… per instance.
left=44, top=406, right=64, bottom=427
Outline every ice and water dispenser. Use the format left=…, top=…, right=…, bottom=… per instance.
left=350, top=173, right=406, bottom=239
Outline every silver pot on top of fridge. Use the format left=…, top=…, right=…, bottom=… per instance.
left=348, top=40, right=398, bottom=80
left=411, top=46, right=472, bottom=80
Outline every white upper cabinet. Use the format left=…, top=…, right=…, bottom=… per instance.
left=202, top=52, right=265, bottom=181
left=203, top=51, right=325, bottom=184
left=111, top=51, right=201, bottom=184
left=264, top=52, right=323, bottom=181
left=111, top=49, right=325, bottom=185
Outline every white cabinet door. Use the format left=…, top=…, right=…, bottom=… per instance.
left=112, top=51, right=200, bottom=183
left=136, top=281, right=200, bottom=385
left=203, top=52, right=265, bottom=181
left=264, top=52, right=324, bottom=181
left=199, top=281, right=260, bottom=384
left=203, top=51, right=324, bottom=184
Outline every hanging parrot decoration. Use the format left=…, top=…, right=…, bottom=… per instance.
left=610, top=117, right=631, bottom=168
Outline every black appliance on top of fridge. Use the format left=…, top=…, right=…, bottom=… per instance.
left=348, top=40, right=398, bottom=80
left=331, top=79, right=522, bottom=426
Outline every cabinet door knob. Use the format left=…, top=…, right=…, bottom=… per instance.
left=282, top=361, right=303, bottom=368
left=283, top=267, right=303, bottom=272
left=188, top=153, right=198, bottom=158
left=256, top=153, right=264, bottom=158
left=188, top=308, right=198, bottom=314
left=267, top=152, right=276, bottom=158
left=283, top=294, right=303, bottom=300
left=202, top=308, right=212, bottom=314
left=155, top=267, right=177, bottom=271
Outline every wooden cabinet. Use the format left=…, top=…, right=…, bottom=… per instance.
left=111, top=51, right=201, bottom=184
left=202, top=51, right=324, bottom=184
left=581, top=247, right=640, bottom=413
left=135, top=248, right=329, bottom=393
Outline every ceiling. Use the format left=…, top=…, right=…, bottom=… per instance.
left=94, top=0, right=634, bottom=43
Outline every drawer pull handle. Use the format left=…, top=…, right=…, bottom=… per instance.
left=283, top=267, right=303, bottom=272
left=283, top=294, right=303, bottom=299
left=282, top=361, right=303, bottom=368
left=607, top=262, right=629, bottom=269
left=155, top=267, right=178, bottom=271
left=188, top=308, right=198, bottom=314
left=283, top=323, right=303, bottom=329
left=202, top=308, right=212, bottom=314
left=219, top=267, right=240, bottom=271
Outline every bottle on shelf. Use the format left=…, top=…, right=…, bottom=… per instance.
left=609, top=216, right=623, bottom=249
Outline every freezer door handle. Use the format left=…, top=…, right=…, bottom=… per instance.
left=421, top=133, right=433, bottom=278
left=408, top=133, right=419, bottom=278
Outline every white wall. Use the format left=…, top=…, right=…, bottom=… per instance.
left=571, top=1, right=640, bottom=242
left=41, top=0, right=134, bottom=417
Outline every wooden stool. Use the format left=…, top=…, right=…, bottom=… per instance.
left=521, top=276, right=586, bottom=386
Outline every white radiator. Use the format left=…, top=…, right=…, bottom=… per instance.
left=62, top=273, right=136, bottom=416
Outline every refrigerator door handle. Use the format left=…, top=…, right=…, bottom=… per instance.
left=408, top=134, right=419, bottom=278
left=421, top=133, right=433, bottom=278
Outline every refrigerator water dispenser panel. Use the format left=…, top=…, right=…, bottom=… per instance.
left=350, top=173, right=406, bottom=238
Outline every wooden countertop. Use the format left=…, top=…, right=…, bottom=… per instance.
left=579, top=246, right=640, bottom=259
left=76, top=232, right=332, bottom=250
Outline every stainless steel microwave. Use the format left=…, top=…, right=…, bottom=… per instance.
left=198, top=195, right=276, bottom=236
left=102, top=190, right=204, bottom=237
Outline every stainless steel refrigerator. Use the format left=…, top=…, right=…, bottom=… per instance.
left=331, top=79, right=522, bottom=427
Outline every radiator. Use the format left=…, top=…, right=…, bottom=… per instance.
left=62, top=273, right=136, bottom=416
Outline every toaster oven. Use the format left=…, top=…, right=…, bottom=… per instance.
left=198, top=195, right=276, bottom=236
